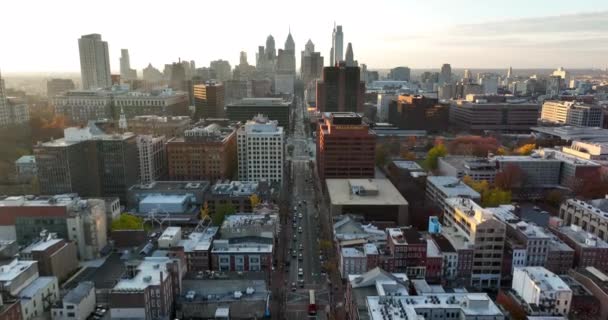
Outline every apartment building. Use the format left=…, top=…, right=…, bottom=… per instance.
left=237, top=115, right=284, bottom=184
left=559, top=198, right=608, bottom=241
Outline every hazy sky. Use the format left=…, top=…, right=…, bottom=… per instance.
left=2, top=0, right=608, bottom=73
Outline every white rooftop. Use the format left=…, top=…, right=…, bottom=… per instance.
left=212, top=240, right=272, bottom=254
left=342, top=247, right=366, bottom=258
left=159, top=226, right=181, bottom=241
left=113, top=257, right=172, bottom=291
left=0, top=260, right=37, bottom=282
left=326, top=179, right=408, bottom=206
left=427, top=176, right=480, bottom=199
left=514, top=267, right=571, bottom=292
left=426, top=239, right=441, bottom=258
left=18, top=276, right=56, bottom=298
left=178, top=227, right=218, bottom=252
left=140, top=194, right=189, bottom=205
left=22, top=238, right=63, bottom=253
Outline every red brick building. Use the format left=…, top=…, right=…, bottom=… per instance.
left=316, top=113, right=375, bottom=180
left=166, top=123, right=237, bottom=181
left=0, top=298, right=21, bottom=320
left=382, top=228, right=427, bottom=279
left=551, top=225, right=608, bottom=273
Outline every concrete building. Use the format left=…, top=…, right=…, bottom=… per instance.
left=438, top=156, right=497, bottom=183
left=545, top=236, right=575, bottom=275
left=301, top=50, right=324, bottom=86
left=51, top=281, right=95, bottom=320
left=119, top=49, right=137, bottom=81
left=109, top=257, right=180, bottom=320
left=226, top=98, right=291, bottom=128
left=326, top=179, right=409, bottom=225
left=562, top=141, right=608, bottom=160
left=51, top=90, right=113, bottom=124
left=537, top=148, right=601, bottom=188
left=425, top=176, right=481, bottom=211
left=136, top=135, right=166, bottom=185
left=316, top=64, right=365, bottom=113
left=541, top=101, right=604, bottom=127
left=568, top=267, right=608, bottom=320
left=489, top=155, right=562, bottom=188
left=194, top=83, right=225, bottom=119
left=532, top=126, right=608, bottom=143
left=442, top=197, right=506, bottom=289
left=78, top=34, right=111, bottom=90
left=127, top=180, right=209, bottom=212
left=512, top=267, right=572, bottom=316
left=206, top=180, right=268, bottom=215
left=223, top=80, right=249, bottom=105
left=0, top=195, right=107, bottom=260
left=158, top=227, right=182, bottom=249
left=237, top=115, right=284, bottom=184
left=559, top=198, right=608, bottom=242
left=211, top=240, right=272, bottom=273
left=127, top=115, right=191, bottom=138
left=210, top=60, right=231, bottom=82
left=551, top=224, right=608, bottom=272
left=345, top=268, right=409, bottom=320
left=112, top=88, right=189, bottom=118
left=14, top=156, right=36, bottom=183
left=35, top=129, right=139, bottom=202
left=450, top=95, right=540, bottom=132
left=331, top=25, right=344, bottom=65
left=316, top=112, right=375, bottom=180
left=20, top=237, right=78, bottom=283
left=0, top=260, right=39, bottom=296
left=388, top=67, right=411, bottom=81
left=46, top=79, right=75, bottom=98
left=167, top=122, right=237, bottom=181
left=178, top=227, right=218, bottom=272
left=388, top=95, right=450, bottom=132
left=18, top=276, right=59, bottom=320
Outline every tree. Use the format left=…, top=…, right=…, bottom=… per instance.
left=249, top=194, right=261, bottom=208
left=515, top=143, right=536, bottom=155
left=496, top=147, right=509, bottom=155
left=545, top=190, right=564, bottom=208
left=423, top=143, right=447, bottom=170
left=448, top=136, right=499, bottom=157
left=319, top=240, right=333, bottom=251
left=213, top=203, right=236, bottom=225
left=495, top=165, right=523, bottom=189
left=200, top=201, right=210, bottom=220
left=111, top=214, right=145, bottom=231
left=462, top=176, right=490, bottom=194
left=481, top=188, right=512, bottom=207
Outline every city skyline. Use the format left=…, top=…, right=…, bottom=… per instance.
left=2, top=0, right=608, bottom=72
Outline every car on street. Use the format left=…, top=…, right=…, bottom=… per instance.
left=291, top=282, right=297, bottom=291
left=298, top=253, right=303, bottom=261
left=299, top=244, right=303, bottom=251
left=298, top=279, right=305, bottom=288
left=298, top=268, right=303, bottom=276
left=292, top=250, right=297, bottom=258
left=298, top=213, right=303, bottom=219
left=298, top=227, right=302, bottom=233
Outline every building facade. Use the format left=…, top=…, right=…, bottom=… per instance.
left=193, top=83, right=225, bottom=119
left=541, top=101, right=604, bottom=127
left=237, top=115, right=284, bottom=184
left=449, top=95, right=540, bottom=132
left=78, top=34, right=111, bottom=90
left=136, top=135, right=167, bottom=185
left=316, top=64, right=365, bottom=113
left=226, top=98, right=291, bottom=128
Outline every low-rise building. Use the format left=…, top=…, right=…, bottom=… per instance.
left=18, top=276, right=59, bottom=320
left=437, top=156, right=497, bottom=183
left=326, top=179, right=409, bottom=225
left=426, top=176, right=481, bottom=211
left=211, top=240, right=272, bottom=274
left=511, top=267, right=573, bottom=316
left=383, top=228, right=427, bottom=279
left=127, top=180, right=210, bottom=211
left=345, top=268, right=409, bottom=320
left=158, top=227, right=182, bottom=249
left=20, top=237, right=78, bottom=283
left=178, top=227, right=218, bottom=272
left=126, top=115, right=191, bottom=137
left=450, top=95, right=540, bottom=132
left=562, top=140, right=608, bottom=160
left=226, top=98, right=291, bottom=128
left=568, top=267, right=608, bottom=320
left=109, top=257, right=181, bottom=320
left=559, top=198, right=608, bottom=242
left=51, top=281, right=95, bottom=320
left=545, top=236, right=575, bottom=275
left=14, top=156, right=36, bottom=183
left=551, top=225, right=608, bottom=272
left=206, top=180, right=267, bottom=214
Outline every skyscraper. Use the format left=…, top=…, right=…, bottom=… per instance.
left=120, top=49, right=137, bottom=81
left=316, top=63, right=365, bottom=113
left=0, top=71, right=9, bottom=126
left=439, top=63, right=452, bottom=85
left=301, top=40, right=324, bottom=85
left=331, top=24, right=344, bottom=65
left=266, top=35, right=276, bottom=60
left=193, top=83, right=225, bottom=119
left=78, top=34, right=112, bottom=90
left=344, top=42, right=355, bottom=67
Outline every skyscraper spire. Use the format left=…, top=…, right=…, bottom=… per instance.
left=345, top=43, right=354, bottom=66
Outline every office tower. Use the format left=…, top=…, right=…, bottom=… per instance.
left=344, top=42, right=355, bottom=67
left=266, top=35, right=276, bottom=60
left=167, top=122, right=237, bottom=181
left=331, top=24, right=344, bottom=65
left=193, top=83, right=225, bottom=119
left=237, top=115, right=284, bottom=184
left=119, top=49, right=137, bottom=81
left=316, top=113, right=375, bottom=180
left=240, top=51, right=248, bottom=65
left=304, top=39, right=314, bottom=56
left=439, top=63, right=452, bottom=85
left=388, top=94, right=449, bottom=132
left=480, top=74, right=499, bottom=94
left=142, top=63, right=163, bottom=82
left=552, top=67, right=570, bottom=86
left=35, top=128, right=139, bottom=201
left=388, top=67, right=411, bottom=81
left=541, top=101, right=604, bottom=127
left=78, top=34, right=112, bottom=90
left=224, top=80, right=249, bottom=105
left=463, top=69, right=472, bottom=81
left=316, top=63, right=365, bottom=113
left=210, top=60, right=232, bottom=82
left=226, top=97, right=290, bottom=128
left=46, top=79, right=75, bottom=98
left=450, top=94, right=540, bottom=132
left=301, top=51, right=324, bottom=85
left=274, top=31, right=296, bottom=94
left=170, top=60, right=186, bottom=90
left=547, top=75, right=563, bottom=97
left=507, top=66, right=513, bottom=79
left=234, top=51, right=256, bottom=81
left=0, top=71, right=9, bottom=126
left=137, top=135, right=167, bottom=185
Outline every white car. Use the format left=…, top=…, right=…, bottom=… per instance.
left=298, top=213, right=303, bottom=219
left=298, top=268, right=303, bottom=276
left=298, top=227, right=302, bottom=233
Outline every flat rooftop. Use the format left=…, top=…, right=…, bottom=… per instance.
left=326, top=179, right=408, bottom=206
left=211, top=181, right=258, bottom=196
left=515, top=267, right=571, bottom=292
left=532, top=126, right=608, bottom=142
left=18, top=277, right=56, bottom=298
left=391, top=160, right=424, bottom=171
left=0, top=260, right=37, bottom=282
left=178, top=227, right=218, bottom=252
left=113, top=257, right=173, bottom=291
left=22, top=238, right=63, bottom=253
left=230, top=98, right=289, bottom=106
left=557, top=225, right=608, bottom=248
left=129, top=181, right=210, bottom=192
left=427, top=176, right=480, bottom=199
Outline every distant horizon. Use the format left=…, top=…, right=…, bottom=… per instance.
left=2, top=0, right=608, bottom=73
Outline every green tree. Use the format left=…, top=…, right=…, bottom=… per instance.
left=375, top=144, right=389, bottom=167
left=111, top=214, right=145, bottom=231
left=249, top=194, right=261, bottom=208
left=213, top=203, right=236, bottom=225
left=423, top=143, right=447, bottom=170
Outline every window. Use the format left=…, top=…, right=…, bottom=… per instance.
left=67, top=312, right=75, bottom=317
